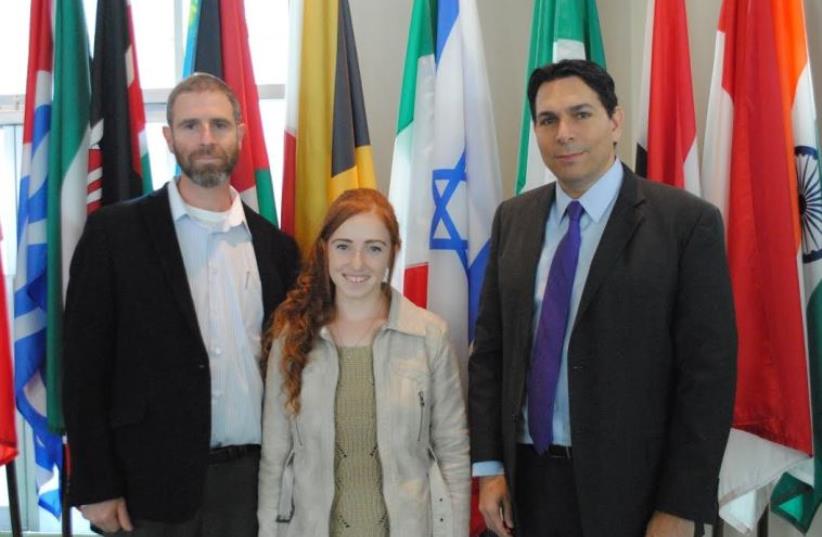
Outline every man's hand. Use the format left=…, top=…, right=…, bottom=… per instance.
left=645, top=511, right=695, bottom=537
left=80, top=498, right=134, bottom=534
left=478, top=474, right=514, bottom=536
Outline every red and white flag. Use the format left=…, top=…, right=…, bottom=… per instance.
left=635, top=0, right=699, bottom=194
left=0, top=225, right=18, bottom=466
left=702, top=0, right=818, bottom=531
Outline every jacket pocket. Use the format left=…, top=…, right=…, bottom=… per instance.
left=392, top=361, right=430, bottom=445
left=276, top=449, right=296, bottom=523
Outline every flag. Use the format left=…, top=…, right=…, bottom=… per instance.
left=635, top=0, right=699, bottom=194
left=46, top=0, right=91, bottom=433
left=0, top=225, right=17, bottom=467
left=183, top=0, right=277, bottom=224
left=515, top=0, right=605, bottom=194
left=387, top=1, right=502, bottom=532
left=87, top=0, right=152, bottom=213
left=767, top=0, right=822, bottom=531
left=281, top=0, right=377, bottom=253
left=701, top=0, right=816, bottom=531
left=14, top=0, right=68, bottom=517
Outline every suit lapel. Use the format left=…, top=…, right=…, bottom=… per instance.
left=576, top=167, right=645, bottom=322
left=513, top=184, right=555, bottom=392
left=140, top=184, right=202, bottom=339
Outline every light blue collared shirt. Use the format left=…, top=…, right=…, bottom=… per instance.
left=168, top=179, right=265, bottom=448
left=473, top=159, right=623, bottom=476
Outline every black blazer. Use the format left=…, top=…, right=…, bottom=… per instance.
left=63, top=184, right=299, bottom=522
left=469, top=166, right=737, bottom=536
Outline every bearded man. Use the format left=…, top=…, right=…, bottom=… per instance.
left=63, top=73, right=299, bottom=537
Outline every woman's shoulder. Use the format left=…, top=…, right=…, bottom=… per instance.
left=389, top=288, right=449, bottom=338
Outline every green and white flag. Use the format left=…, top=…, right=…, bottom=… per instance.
left=387, top=0, right=436, bottom=306
left=46, top=0, right=91, bottom=431
left=515, top=0, right=605, bottom=194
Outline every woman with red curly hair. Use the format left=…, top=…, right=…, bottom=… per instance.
left=258, top=189, right=469, bottom=537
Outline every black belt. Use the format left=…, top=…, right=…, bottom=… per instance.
left=209, top=444, right=261, bottom=464
left=546, top=444, right=572, bottom=459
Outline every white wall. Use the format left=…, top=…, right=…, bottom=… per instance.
left=349, top=1, right=822, bottom=536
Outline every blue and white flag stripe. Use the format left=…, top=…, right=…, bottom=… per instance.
left=15, top=66, right=64, bottom=518
left=428, top=0, right=501, bottom=369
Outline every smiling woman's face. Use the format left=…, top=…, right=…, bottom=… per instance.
left=327, top=211, right=392, bottom=304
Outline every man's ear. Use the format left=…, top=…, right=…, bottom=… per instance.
left=610, top=105, right=624, bottom=143
left=162, top=125, right=174, bottom=152
left=237, top=123, right=247, bottom=148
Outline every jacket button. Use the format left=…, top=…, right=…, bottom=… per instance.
left=199, top=364, right=206, bottom=370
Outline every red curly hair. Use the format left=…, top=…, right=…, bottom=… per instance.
left=265, top=188, right=401, bottom=414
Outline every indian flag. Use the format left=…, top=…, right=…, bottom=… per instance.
left=515, top=0, right=604, bottom=194
left=702, top=0, right=818, bottom=531
left=281, top=0, right=377, bottom=253
left=769, top=0, right=822, bottom=531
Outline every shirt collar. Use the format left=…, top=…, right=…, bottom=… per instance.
left=167, top=178, right=249, bottom=232
left=554, top=159, right=623, bottom=223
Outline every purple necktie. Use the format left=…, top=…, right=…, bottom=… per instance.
left=528, top=200, right=583, bottom=454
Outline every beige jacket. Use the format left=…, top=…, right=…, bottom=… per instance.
left=258, top=289, right=470, bottom=537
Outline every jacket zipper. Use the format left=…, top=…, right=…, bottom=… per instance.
left=417, top=391, right=425, bottom=442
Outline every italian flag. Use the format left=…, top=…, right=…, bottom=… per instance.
left=184, top=0, right=278, bottom=224
left=47, top=0, right=91, bottom=431
left=702, top=0, right=820, bottom=531
left=281, top=0, right=377, bottom=253
left=635, top=0, right=699, bottom=194
left=515, top=0, right=604, bottom=194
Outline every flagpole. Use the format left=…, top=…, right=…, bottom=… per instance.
left=5, top=461, right=22, bottom=537
left=61, top=442, right=71, bottom=537
left=715, top=517, right=724, bottom=537
left=757, top=509, right=767, bottom=537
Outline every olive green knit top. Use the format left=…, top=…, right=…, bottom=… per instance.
left=330, top=346, right=389, bottom=537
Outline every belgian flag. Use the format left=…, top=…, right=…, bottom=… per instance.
left=281, top=0, right=377, bottom=253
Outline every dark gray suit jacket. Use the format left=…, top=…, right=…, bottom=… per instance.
left=469, top=165, right=736, bottom=536
left=63, top=184, right=299, bottom=522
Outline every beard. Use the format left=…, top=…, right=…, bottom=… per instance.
left=176, top=145, right=239, bottom=188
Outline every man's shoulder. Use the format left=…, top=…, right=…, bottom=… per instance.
left=243, top=206, right=299, bottom=254
left=498, top=183, right=552, bottom=217
left=85, top=186, right=167, bottom=230
left=631, top=172, right=720, bottom=219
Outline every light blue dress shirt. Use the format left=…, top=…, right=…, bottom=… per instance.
left=473, top=159, right=623, bottom=477
left=168, top=179, right=265, bottom=448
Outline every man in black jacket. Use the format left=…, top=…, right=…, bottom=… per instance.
left=470, top=60, right=736, bottom=537
left=63, top=73, right=299, bottom=537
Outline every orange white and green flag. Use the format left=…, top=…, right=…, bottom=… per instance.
left=768, top=0, right=822, bottom=531
left=702, top=0, right=820, bottom=532
left=281, top=0, right=377, bottom=253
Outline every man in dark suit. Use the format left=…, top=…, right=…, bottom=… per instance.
left=63, top=73, right=299, bottom=536
left=469, top=60, right=736, bottom=537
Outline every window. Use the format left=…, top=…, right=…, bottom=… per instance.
left=0, top=0, right=288, bottom=532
